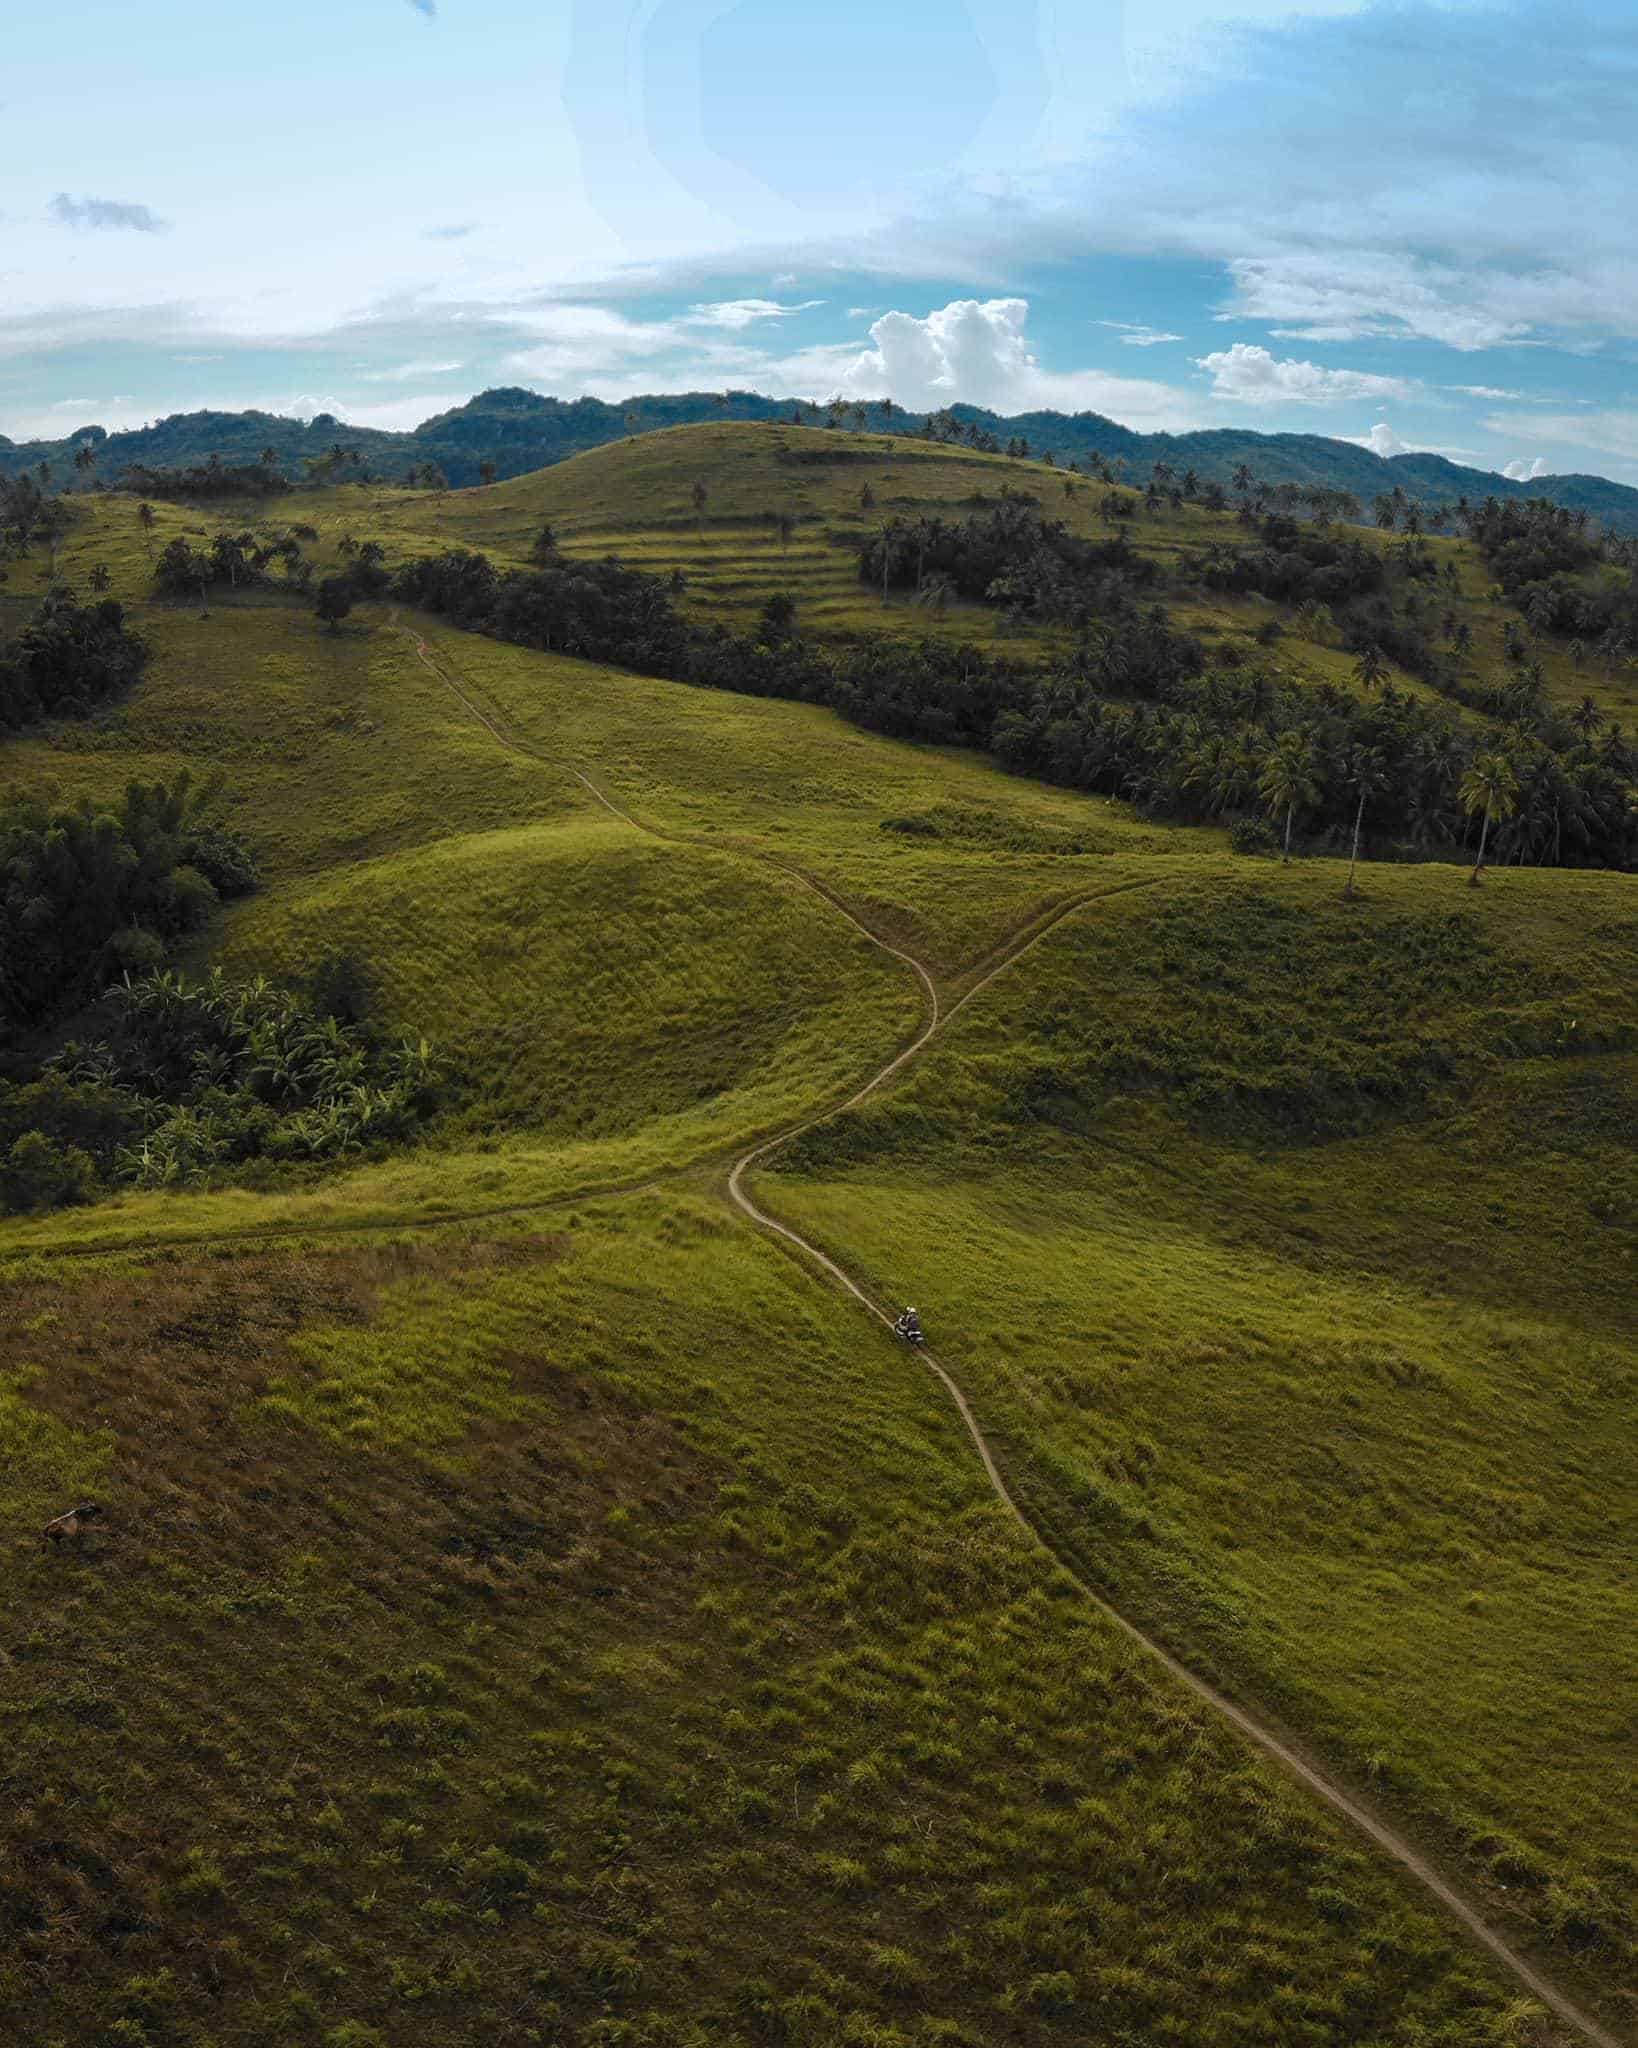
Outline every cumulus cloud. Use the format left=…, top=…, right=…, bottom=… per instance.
left=799, top=297, right=1200, bottom=429
left=1197, top=344, right=1412, bottom=407
left=1503, top=455, right=1550, bottom=481
left=50, top=193, right=168, bottom=234
left=686, top=298, right=823, bottom=331
left=1342, top=421, right=1457, bottom=460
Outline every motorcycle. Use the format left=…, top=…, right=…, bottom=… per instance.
left=894, top=1310, right=925, bottom=1347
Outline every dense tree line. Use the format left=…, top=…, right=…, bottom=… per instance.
left=1, top=967, right=438, bottom=1211
left=0, top=774, right=255, bottom=1036
left=1468, top=497, right=1638, bottom=652
left=124, top=459, right=291, bottom=502
left=0, top=591, right=148, bottom=729
left=855, top=503, right=1161, bottom=621
left=1190, top=515, right=1386, bottom=607
left=394, top=544, right=1635, bottom=874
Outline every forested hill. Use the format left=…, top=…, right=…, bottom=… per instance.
left=6, top=383, right=1638, bottom=532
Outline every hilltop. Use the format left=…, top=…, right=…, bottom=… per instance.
left=8, top=382, right=1638, bottom=534
left=0, top=424, right=1633, bottom=2046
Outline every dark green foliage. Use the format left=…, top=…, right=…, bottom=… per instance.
left=857, top=502, right=1160, bottom=621
left=313, top=576, right=354, bottom=632
left=1191, top=514, right=1385, bottom=606
left=1470, top=494, right=1638, bottom=644
left=124, top=460, right=291, bottom=502
left=0, top=776, right=220, bottom=1031
left=179, top=824, right=259, bottom=899
left=0, top=969, right=442, bottom=1206
left=0, top=592, right=148, bottom=730
left=0, top=1129, right=97, bottom=1213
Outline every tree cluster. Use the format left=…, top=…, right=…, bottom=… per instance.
left=1, top=967, right=438, bottom=1211
left=124, top=459, right=291, bottom=502
left=1190, top=515, right=1386, bottom=607
left=0, top=592, right=148, bottom=730
left=0, top=774, right=256, bottom=1039
left=856, top=504, right=1161, bottom=623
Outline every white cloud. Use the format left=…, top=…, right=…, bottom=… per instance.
left=685, top=297, right=823, bottom=331
left=1344, top=421, right=1448, bottom=459
left=361, top=358, right=467, bottom=383
left=789, top=296, right=1200, bottom=428
left=1451, top=384, right=1524, bottom=401
left=1097, top=320, right=1184, bottom=347
left=1503, top=455, right=1550, bottom=481
left=1197, top=343, right=1412, bottom=406
left=281, top=391, right=469, bottom=430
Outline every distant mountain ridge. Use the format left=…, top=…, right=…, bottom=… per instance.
left=6, top=384, right=1637, bottom=534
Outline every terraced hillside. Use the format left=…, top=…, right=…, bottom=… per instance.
left=371, top=422, right=1638, bottom=724
left=1, top=437, right=1634, bottom=2048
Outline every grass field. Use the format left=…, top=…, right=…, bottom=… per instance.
left=762, top=858, right=1638, bottom=2006
left=2, top=433, right=1634, bottom=2044
left=0, top=1196, right=1583, bottom=2047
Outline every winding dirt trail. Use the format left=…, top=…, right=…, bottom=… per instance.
left=394, top=622, right=1619, bottom=2046
left=12, top=619, right=1617, bottom=2041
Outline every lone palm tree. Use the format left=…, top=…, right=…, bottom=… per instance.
left=1459, top=752, right=1520, bottom=885
left=1259, top=731, right=1321, bottom=860
left=1353, top=644, right=1389, bottom=693
left=691, top=479, right=708, bottom=536
left=1342, top=744, right=1387, bottom=898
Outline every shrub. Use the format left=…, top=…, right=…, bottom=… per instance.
left=180, top=825, right=258, bottom=898
left=1229, top=816, right=1280, bottom=857
left=0, top=1131, right=97, bottom=1214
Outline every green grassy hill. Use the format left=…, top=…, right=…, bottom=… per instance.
left=1, top=431, right=1634, bottom=2047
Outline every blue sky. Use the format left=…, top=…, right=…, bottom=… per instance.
left=3, top=0, right=1637, bottom=482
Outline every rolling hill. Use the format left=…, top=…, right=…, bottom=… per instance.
left=1, top=426, right=1633, bottom=2048
left=7, top=381, right=1638, bottom=533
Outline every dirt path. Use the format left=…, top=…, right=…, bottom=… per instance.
left=396, top=621, right=1618, bottom=2046
left=13, top=619, right=1620, bottom=2043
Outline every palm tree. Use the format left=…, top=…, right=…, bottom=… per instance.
left=73, top=442, right=98, bottom=491
left=478, top=460, right=497, bottom=486
left=1259, top=730, right=1321, bottom=859
left=1459, top=752, right=1520, bottom=884
left=691, top=479, right=708, bottom=535
left=1295, top=599, right=1334, bottom=645
left=1353, top=644, right=1389, bottom=693
left=1569, top=695, right=1603, bottom=746
left=1342, top=745, right=1387, bottom=898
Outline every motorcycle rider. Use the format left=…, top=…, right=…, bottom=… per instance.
left=894, top=1306, right=923, bottom=1344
